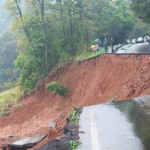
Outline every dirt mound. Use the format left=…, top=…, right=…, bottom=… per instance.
left=1, top=54, right=150, bottom=149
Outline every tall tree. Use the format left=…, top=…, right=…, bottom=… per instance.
left=37, top=0, right=48, bottom=73
left=130, top=0, right=150, bottom=24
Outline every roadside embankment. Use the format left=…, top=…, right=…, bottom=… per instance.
left=1, top=54, right=150, bottom=149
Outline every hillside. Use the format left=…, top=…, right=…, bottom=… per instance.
left=1, top=54, right=150, bottom=149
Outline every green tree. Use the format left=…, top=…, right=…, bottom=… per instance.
left=94, top=0, right=134, bottom=43
left=130, top=0, right=150, bottom=24
left=4, top=0, right=135, bottom=93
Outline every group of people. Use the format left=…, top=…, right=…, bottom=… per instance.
left=91, top=38, right=114, bottom=53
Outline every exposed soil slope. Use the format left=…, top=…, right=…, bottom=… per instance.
left=1, top=54, right=150, bottom=148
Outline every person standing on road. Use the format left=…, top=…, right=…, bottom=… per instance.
left=103, top=38, right=108, bottom=53
left=110, top=38, right=114, bottom=53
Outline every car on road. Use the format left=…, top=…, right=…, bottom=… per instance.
left=127, top=39, right=131, bottom=44
left=132, top=39, right=136, bottom=43
left=136, top=37, right=144, bottom=43
left=144, top=36, right=149, bottom=42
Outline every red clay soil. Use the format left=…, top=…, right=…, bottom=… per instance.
left=1, top=54, right=150, bottom=149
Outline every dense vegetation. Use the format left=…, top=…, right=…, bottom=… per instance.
left=2, top=0, right=135, bottom=93
left=130, top=0, right=150, bottom=24
left=130, top=0, right=150, bottom=38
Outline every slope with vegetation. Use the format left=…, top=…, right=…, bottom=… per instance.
left=0, top=55, right=150, bottom=149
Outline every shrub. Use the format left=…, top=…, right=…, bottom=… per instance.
left=46, top=81, right=68, bottom=96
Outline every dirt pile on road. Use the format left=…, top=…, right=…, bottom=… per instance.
left=1, top=54, right=150, bottom=149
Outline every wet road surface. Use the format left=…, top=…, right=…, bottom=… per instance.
left=129, top=43, right=149, bottom=53
left=116, top=43, right=150, bottom=54
left=77, top=95, right=150, bottom=150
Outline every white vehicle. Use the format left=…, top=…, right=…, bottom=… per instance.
left=127, top=39, right=131, bottom=43
left=136, top=37, right=144, bottom=43
left=144, top=36, right=149, bottom=42
left=132, top=39, right=136, bottom=43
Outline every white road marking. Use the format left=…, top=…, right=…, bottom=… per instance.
left=91, top=106, right=99, bottom=150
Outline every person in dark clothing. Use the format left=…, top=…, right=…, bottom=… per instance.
left=110, top=38, right=114, bottom=53
left=103, top=38, right=108, bottom=53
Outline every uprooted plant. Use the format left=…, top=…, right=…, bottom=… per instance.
left=46, top=81, right=68, bottom=96
left=67, top=107, right=83, bottom=149
left=70, top=140, right=81, bottom=150
left=68, top=107, right=82, bottom=125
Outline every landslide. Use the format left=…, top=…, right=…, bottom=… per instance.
left=1, top=54, right=150, bottom=148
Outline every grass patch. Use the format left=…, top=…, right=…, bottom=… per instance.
left=75, top=48, right=104, bottom=61
left=75, top=46, right=113, bottom=61
left=0, top=87, right=23, bottom=117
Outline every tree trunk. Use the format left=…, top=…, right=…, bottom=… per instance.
left=59, top=0, right=66, bottom=42
left=14, top=0, right=42, bottom=75
left=37, top=0, right=48, bottom=74
left=69, top=8, right=75, bottom=55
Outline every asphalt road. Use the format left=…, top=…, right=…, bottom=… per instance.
left=116, top=42, right=150, bottom=54
left=77, top=95, right=150, bottom=150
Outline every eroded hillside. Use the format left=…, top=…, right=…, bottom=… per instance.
left=1, top=54, right=150, bottom=149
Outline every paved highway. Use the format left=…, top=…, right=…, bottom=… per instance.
left=116, top=42, right=149, bottom=54
left=77, top=96, right=150, bottom=150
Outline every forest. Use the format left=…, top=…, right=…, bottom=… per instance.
left=0, top=0, right=150, bottom=93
